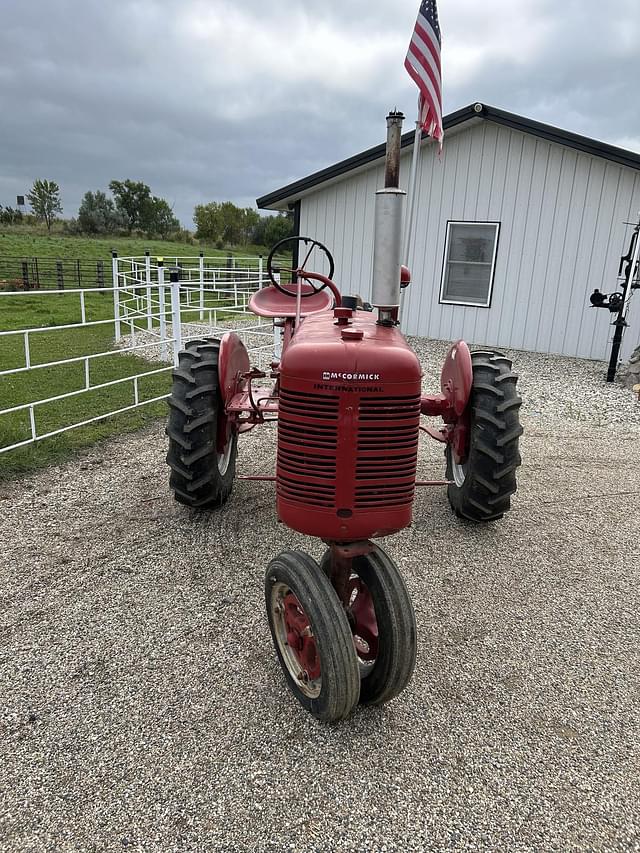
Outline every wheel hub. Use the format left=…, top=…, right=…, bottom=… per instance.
left=216, top=414, right=234, bottom=475
left=217, top=433, right=233, bottom=475
left=270, top=583, right=322, bottom=698
left=283, top=592, right=321, bottom=680
left=347, top=576, right=379, bottom=664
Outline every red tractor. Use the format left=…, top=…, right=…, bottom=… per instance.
left=166, top=112, right=522, bottom=722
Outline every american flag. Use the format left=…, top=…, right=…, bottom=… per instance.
left=404, top=0, right=443, bottom=148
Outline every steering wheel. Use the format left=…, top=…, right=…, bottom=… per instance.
left=267, top=236, right=335, bottom=298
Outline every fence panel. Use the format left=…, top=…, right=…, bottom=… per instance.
left=0, top=253, right=276, bottom=455
left=0, top=256, right=109, bottom=289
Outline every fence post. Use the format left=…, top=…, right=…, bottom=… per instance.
left=199, top=251, right=205, bottom=321
left=76, top=259, right=81, bottom=287
left=158, top=259, right=167, bottom=361
left=97, top=260, right=105, bottom=288
left=258, top=254, right=263, bottom=289
left=34, top=257, right=40, bottom=288
left=111, top=250, right=121, bottom=342
left=21, top=261, right=30, bottom=290
left=145, top=250, right=152, bottom=330
left=56, top=261, right=64, bottom=290
left=169, top=268, right=183, bottom=365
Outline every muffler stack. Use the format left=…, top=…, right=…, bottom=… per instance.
left=371, top=111, right=406, bottom=324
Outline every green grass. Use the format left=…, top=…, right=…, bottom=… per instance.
left=0, top=230, right=279, bottom=478
left=0, top=290, right=169, bottom=478
left=0, top=286, right=237, bottom=479
left=0, top=229, right=270, bottom=266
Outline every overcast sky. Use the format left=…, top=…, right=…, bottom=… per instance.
left=1, top=0, right=638, bottom=226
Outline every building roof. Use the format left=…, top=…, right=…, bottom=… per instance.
left=256, top=102, right=640, bottom=210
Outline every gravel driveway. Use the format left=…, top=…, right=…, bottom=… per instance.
left=1, top=340, right=639, bottom=852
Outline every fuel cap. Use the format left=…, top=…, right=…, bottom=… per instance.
left=341, top=328, right=364, bottom=341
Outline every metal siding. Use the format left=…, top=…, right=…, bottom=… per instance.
left=565, top=159, right=607, bottom=357
left=487, top=131, right=526, bottom=347
left=472, top=123, right=502, bottom=346
left=621, top=171, right=640, bottom=361
left=456, top=126, right=479, bottom=343
left=588, top=166, right=623, bottom=358
left=545, top=153, right=589, bottom=356
left=415, top=131, right=448, bottom=340
left=407, top=140, right=434, bottom=338
left=522, top=145, right=565, bottom=352
left=298, top=122, right=640, bottom=359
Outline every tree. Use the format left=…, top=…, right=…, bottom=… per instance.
left=77, top=190, right=124, bottom=234
left=109, top=179, right=152, bottom=233
left=27, top=179, right=62, bottom=231
left=252, top=212, right=294, bottom=247
left=0, top=206, right=23, bottom=225
left=193, top=201, right=261, bottom=245
left=109, top=180, right=179, bottom=236
left=143, top=196, right=180, bottom=237
left=193, top=202, right=221, bottom=241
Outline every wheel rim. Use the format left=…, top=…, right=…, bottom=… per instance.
left=270, top=582, right=321, bottom=698
left=217, top=435, right=233, bottom=475
left=347, top=575, right=379, bottom=672
left=451, top=457, right=467, bottom=487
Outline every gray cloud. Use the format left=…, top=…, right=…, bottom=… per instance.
left=1, top=0, right=638, bottom=226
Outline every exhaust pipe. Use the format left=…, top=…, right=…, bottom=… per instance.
left=372, top=111, right=406, bottom=325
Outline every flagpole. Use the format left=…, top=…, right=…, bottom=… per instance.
left=399, top=119, right=421, bottom=326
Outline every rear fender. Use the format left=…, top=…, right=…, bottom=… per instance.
left=420, top=340, right=473, bottom=421
left=441, top=340, right=473, bottom=418
left=218, top=332, right=251, bottom=406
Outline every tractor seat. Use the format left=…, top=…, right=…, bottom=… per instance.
left=249, top=284, right=333, bottom=319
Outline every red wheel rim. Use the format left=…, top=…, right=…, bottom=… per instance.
left=282, top=592, right=321, bottom=681
left=347, top=576, right=379, bottom=663
left=215, top=410, right=235, bottom=474
left=450, top=409, right=470, bottom=465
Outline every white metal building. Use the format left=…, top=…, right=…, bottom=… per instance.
left=257, top=103, right=640, bottom=361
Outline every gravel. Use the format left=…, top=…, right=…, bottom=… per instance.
left=1, top=336, right=639, bottom=852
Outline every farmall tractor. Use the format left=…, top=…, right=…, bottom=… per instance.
left=166, top=112, right=523, bottom=722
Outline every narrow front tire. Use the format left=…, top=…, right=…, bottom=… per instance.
left=265, top=550, right=360, bottom=722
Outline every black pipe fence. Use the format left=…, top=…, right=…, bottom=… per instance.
left=0, top=256, right=108, bottom=290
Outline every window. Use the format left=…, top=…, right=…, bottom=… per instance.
left=440, top=221, right=500, bottom=307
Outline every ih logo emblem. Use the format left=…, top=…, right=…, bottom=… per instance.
left=322, top=371, right=381, bottom=381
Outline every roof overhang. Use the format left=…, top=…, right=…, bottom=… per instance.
left=256, top=102, right=640, bottom=210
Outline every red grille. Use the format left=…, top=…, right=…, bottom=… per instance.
left=277, top=389, right=338, bottom=508
left=355, top=395, right=420, bottom=509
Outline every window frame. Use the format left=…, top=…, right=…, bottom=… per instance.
left=439, top=220, right=501, bottom=308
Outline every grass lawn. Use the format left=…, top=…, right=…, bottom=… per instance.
left=0, top=229, right=269, bottom=266
left=0, top=229, right=283, bottom=478
left=0, top=287, right=235, bottom=479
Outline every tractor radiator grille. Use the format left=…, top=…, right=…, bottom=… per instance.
left=355, top=395, right=421, bottom=509
left=277, top=389, right=338, bottom=508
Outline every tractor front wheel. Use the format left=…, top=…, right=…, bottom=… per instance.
left=446, top=350, right=523, bottom=522
left=321, top=544, right=417, bottom=706
left=265, top=550, right=360, bottom=722
left=166, top=337, right=237, bottom=509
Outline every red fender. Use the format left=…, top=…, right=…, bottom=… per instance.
left=441, top=340, right=473, bottom=418
left=218, top=332, right=250, bottom=405
left=420, top=341, right=473, bottom=463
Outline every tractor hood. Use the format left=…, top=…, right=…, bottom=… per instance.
left=280, top=309, right=422, bottom=389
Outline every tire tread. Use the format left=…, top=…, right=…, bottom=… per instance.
left=446, top=350, right=523, bottom=523
left=166, top=337, right=236, bottom=509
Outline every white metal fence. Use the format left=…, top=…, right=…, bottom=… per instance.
left=0, top=254, right=277, bottom=455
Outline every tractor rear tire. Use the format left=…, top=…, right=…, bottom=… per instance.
left=166, top=337, right=237, bottom=509
left=446, top=349, right=523, bottom=522
left=321, top=544, right=417, bottom=706
left=265, top=550, right=360, bottom=722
